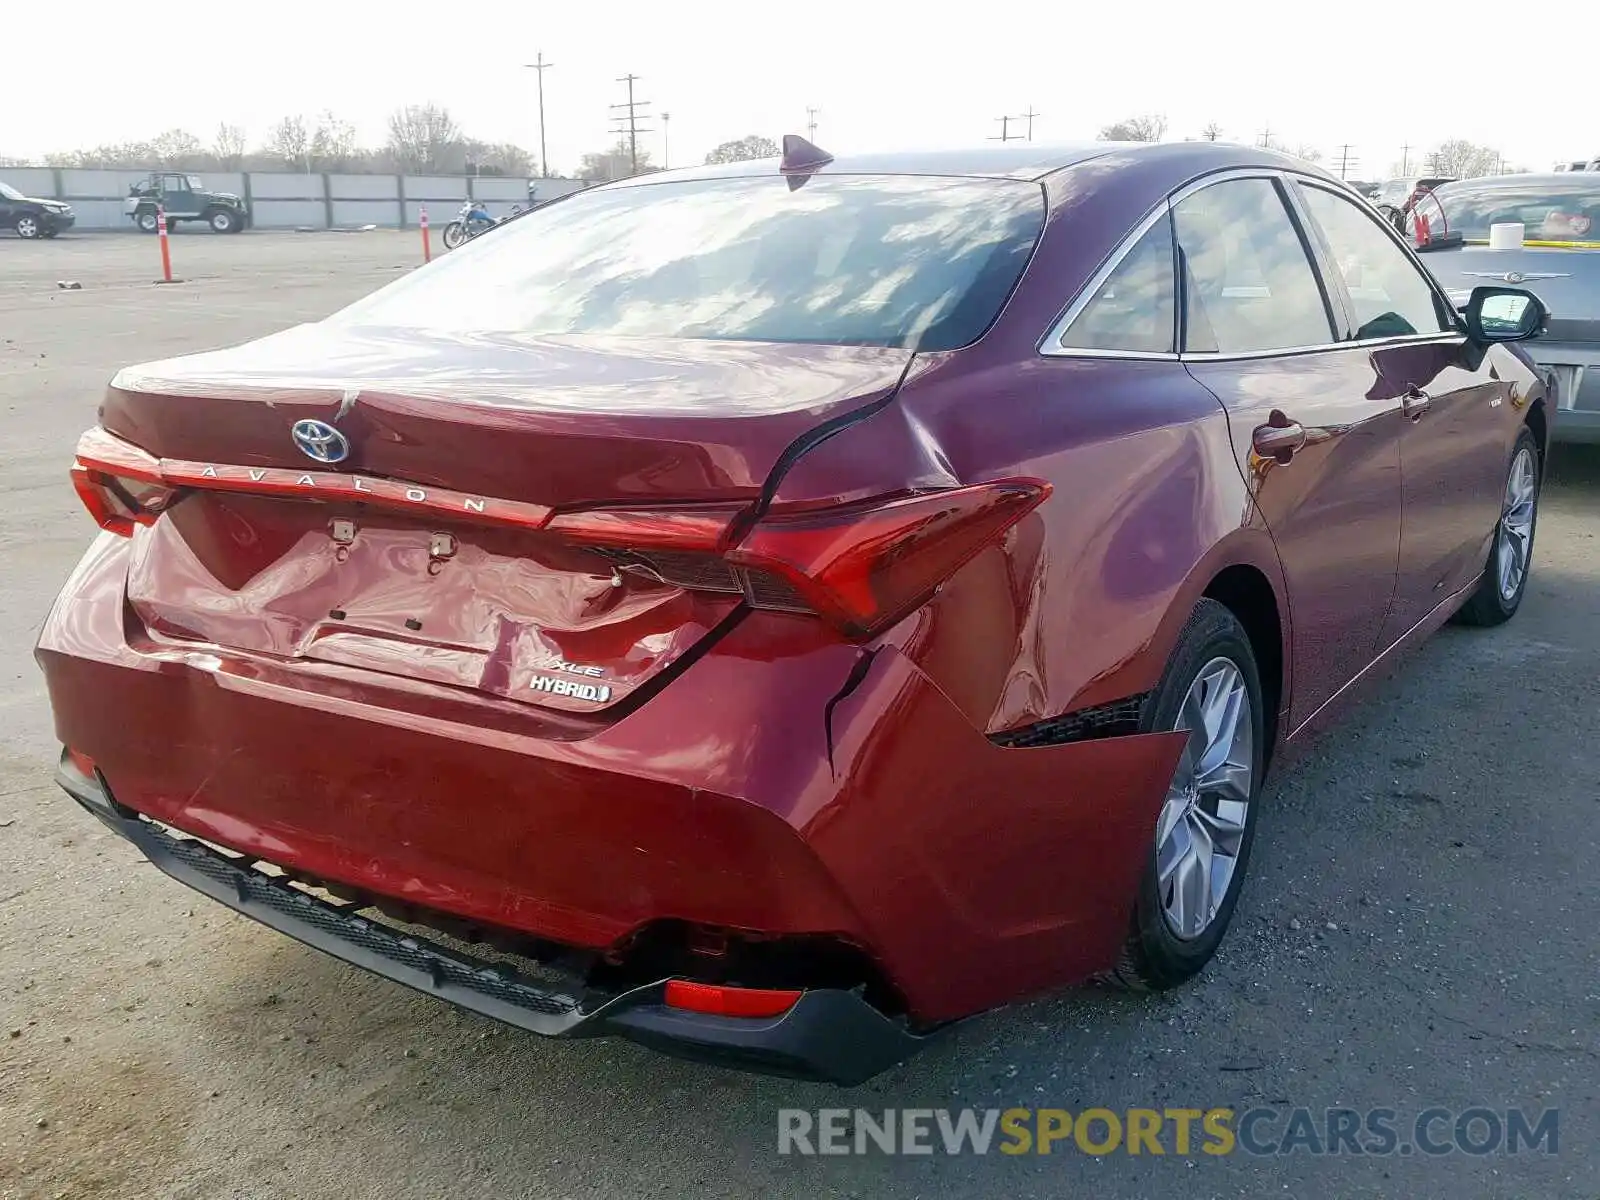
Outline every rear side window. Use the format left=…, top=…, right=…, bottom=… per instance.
left=1414, top=181, right=1600, bottom=244
left=331, top=175, right=1046, bottom=352
left=1057, top=215, right=1176, bottom=353
left=1173, top=178, right=1335, bottom=353
left=1298, top=184, right=1451, bottom=339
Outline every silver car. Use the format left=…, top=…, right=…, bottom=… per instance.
left=1411, top=174, right=1600, bottom=443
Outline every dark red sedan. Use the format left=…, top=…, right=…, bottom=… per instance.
left=39, top=138, right=1549, bottom=1083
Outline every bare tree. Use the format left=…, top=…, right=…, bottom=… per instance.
left=150, top=129, right=204, bottom=167
left=705, top=135, right=780, bottom=165
left=1098, top=114, right=1167, bottom=142
left=266, top=116, right=311, bottom=172
left=578, top=139, right=656, bottom=182
left=0, top=153, right=32, bottom=167
left=1425, top=139, right=1503, bottom=179
left=387, top=104, right=461, bottom=173
left=213, top=123, right=246, bottom=170
left=310, top=112, right=358, bottom=171
left=1201, top=122, right=1224, bottom=143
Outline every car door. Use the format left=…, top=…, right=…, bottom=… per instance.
left=1174, top=172, right=1405, bottom=732
left=161, top=174, right=200, bottom=217
left=0, top=184, right=18, bottom=228
left=1294, top=180, right=1506, bottom=648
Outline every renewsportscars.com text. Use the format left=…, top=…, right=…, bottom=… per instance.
left=777, top=1106, right=1559, bottom=1157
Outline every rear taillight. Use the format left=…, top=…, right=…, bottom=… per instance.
left=572, top=480, right=1050, bottom=639
left=728, top=482, right=1049, bottom=637
left=70, top=442, right=176, bottom=536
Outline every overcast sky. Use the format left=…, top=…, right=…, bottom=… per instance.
left=11, top=0, right=1590, bottom=177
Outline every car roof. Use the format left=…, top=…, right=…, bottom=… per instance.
left=1435, top=172, right=1600, bottom=193
left=613, top=140, right=1331, bottom=187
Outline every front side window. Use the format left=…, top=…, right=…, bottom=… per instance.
left=1056, top=214, right=1176, bottom=354
left=332, top=175, right=1046, bottom=352
left=1173, top=178, right=1334, bottom=353
left=1299, top=184, right=1451, bottom=339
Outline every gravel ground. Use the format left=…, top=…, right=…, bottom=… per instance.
left=2, top=231, right=1597, bottom=1199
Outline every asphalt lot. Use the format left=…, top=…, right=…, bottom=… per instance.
left=2, top=231, right=1598, bottom=1199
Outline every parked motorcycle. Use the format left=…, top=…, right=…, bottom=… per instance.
left=442, top=201, right=495, bottom=250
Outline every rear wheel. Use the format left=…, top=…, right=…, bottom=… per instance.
left=1107, top=599, right=1265, bottom=991
left=1455, top=427, right=1540, bottom=627
left=15, top=214, right=41, bottom=239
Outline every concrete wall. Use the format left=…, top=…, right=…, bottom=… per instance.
left=2, top=168, right=587, bottom=231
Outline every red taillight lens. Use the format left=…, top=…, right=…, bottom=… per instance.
left=663, top=980, right=801, bottom=1019
left=70, top=463, right=176, bottom=536
left=551, top=480, right=1049, bottom=639
left=727, top=481, right=1049, bottom=638
left=70, top=428, right=175, bottom=536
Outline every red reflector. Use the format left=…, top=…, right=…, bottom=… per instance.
left=66, top=748, right=97, bottom=779
left=728, top=480, right=1050, bottom=638
left=663, top=980, right=801, bottom=1019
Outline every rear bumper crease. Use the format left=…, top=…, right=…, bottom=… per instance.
left=57, top=757, right=928, bottom=1085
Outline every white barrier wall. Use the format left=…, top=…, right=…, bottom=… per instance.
left=0, top=168, right=586, bottom=231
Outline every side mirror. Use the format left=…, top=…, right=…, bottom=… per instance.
left=1463, top=286, right=1547, bottom=344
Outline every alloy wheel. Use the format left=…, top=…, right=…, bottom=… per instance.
left=17, top=216, right=38, bottom=239
left=1497, top=445, right=1537, bottom=601
left=1155, top=657, right=1253, bottom=940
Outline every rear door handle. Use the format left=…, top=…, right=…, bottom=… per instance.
left=1402, top=387, right=1431, bottom=420
left=1253, top=419, right=1307, bottom=462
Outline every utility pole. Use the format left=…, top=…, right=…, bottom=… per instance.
left=610, top=74, right=653, bottom=176
left=1258, top=125, right=1273, bottom=149
left=523, top=52, right=554, bottom=179
left=990, top=115, right=1018, bottom=142
left=1399, top=143, right=1411, bottom=176
left=661, top=111, right=671, bottom=169
left=806, top=106, right=820, bottom=141
left=1335, top=144, right=1358, bottom=180
left=1020, top=106, right=1040, bottom=141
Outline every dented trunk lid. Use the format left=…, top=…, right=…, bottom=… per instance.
left=105, top=323, right=912, bottom=712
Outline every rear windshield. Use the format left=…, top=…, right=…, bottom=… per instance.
left=330, top=175, right=1046, bottom=351
left=1412, top=180, right=1600, bottom=245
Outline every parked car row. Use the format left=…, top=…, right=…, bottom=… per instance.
left=0, top=180, right=75, bottom=239
left=2, top=173, right=252, bottom=239
left=1402, top=174, right=1600, bottom=444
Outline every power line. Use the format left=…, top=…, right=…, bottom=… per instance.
left=1335, top=144, right=1359, bottom=180
left=522, top=53, right=554, bottom=179
left=1020, top=106, right=1040, bottom=141
left=609, top=74, right=653, bottom=175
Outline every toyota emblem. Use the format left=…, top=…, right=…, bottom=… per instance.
left=290, top=419, right=350, bottom=464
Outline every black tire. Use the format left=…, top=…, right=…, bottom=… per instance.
left=207, top=208, right=238, bottom=234
left=15, top=214, right=42, bottom=239
left=42, top=228, right=60, bottom=239
left=1455, top=426, right=1540, bottom=627
left=1106, top=598, right=1266, bottom=991
left=441, top=221, right=466, bottom=250
left=135, top=209, right=159, bottom=234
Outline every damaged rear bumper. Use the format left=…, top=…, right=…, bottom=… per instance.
left=58, top=754, right=927, bottom=1085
